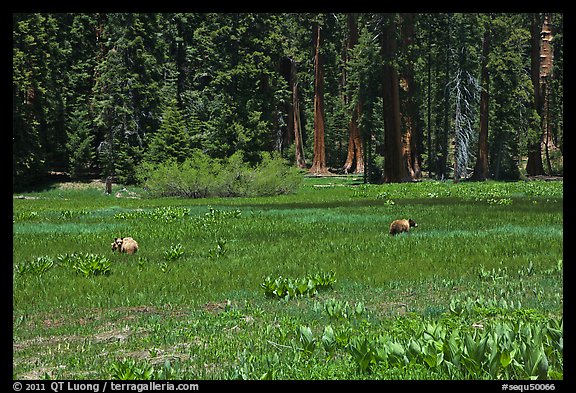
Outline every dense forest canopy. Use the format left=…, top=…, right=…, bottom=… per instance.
left=12, top=13, right=563, bottom=190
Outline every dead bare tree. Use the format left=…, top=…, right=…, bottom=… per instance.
left=448, top=63, right=480, bottom=183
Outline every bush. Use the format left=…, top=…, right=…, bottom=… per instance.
left=251, top=152, right=304, bottom=196
left=137, top=150, right=220, bottom=198
left=137, top=150, right=303, bottom=198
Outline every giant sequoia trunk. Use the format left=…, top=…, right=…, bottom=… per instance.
left=343, top=106, right=364, bottom=174
left=342, top=13, right=364, bottom=175
left=526, top=13, right=547, bottom=176
left=400, top=13, right=421, bottom=180
left=471, top=24, right=490, bottom=181
left=343, top=14, right=364, bottom=173
left=288, top=58, right=307, bottom=169
left=381, top=15, right=407, bottom=183
left=309, top=23, right=329, bottom=175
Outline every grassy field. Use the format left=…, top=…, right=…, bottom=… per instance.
left=12, top=177, right=563, bottom=380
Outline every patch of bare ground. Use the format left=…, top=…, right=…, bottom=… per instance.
left=19, top=365, right=69, bottom=380
left=526, top=175, right=563, bottom=181
left=13, top=325, right=149, bottom=352
left=13, top=325, right=148, bottom=379
left=203, top=300, right=233, bottom=313
left=13, top=195, right=41, bottom=200
left=56, top=178, right=107, bottom=190
left=13, top=306, right=169, bottom=354
left=57, top=179, right=142, bottom=198
left=116, top=343, right=194, bottom=365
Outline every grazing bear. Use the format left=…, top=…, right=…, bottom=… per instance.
left=111, top=237, right=139, bottom=254
left=389, top=219, right=418, bottom=236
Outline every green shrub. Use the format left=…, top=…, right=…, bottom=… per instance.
left=137, top=150, right=302, bottom=198
left=137, top=150, right=220, bottom=198
left=214, top=151, right=255, bottom=197
left=251, top=152, right=304, bottom=197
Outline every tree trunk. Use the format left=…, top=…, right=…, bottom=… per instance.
left=105, top=176, right=113, bottom=194
left=309, top=23, right=329, bottom=175
left=381, top=14, right=406, bottom=183
left=438, top=13, right=451, bottom=180
left=342, top=13, right=364, bottom=174
left=471, top=23, right=490, bottom=181
left=289, top=58, right=307, bottom=169
left=343, top=106, right=364, bottom=174
left=400, top=13, right=420, bottom=181
left=426, top=19, right=433, bottom=178
left=526, top=13, right=545, bottom=176
left=540, top=13, right=554, bottom=175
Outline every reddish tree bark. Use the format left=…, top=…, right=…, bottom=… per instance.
left=342, top=13, right=364, bottom=175
left=381, top=14, right=407, bottom=183
left=288, top=58, right=306, bottom=169
left=309, top=23, right=329, bottom=175
left=343, top=105, right=364, bottom=174
left=400, top=13, right=421, bottom=180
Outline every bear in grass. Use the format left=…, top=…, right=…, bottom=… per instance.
left=389, top=219, right=418, bottom=236
left=111, top=237, right=139, bottom=254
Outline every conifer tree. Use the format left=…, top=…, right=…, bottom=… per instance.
left=145, top=99, right=191, bottom=164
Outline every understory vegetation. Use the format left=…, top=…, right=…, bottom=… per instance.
left=12, top=177, right=563, bottom=380
left=137, top=151, right=303, bottom=198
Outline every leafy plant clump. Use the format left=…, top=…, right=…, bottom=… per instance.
left=15, top=256, right=55, bottom=276
left=260, top=271, right=337, bottom=300
left=60, top=253, right=112, bottom=277
left=323, top=298, right=366, bottom=321
left=108, top=358, right=180, bottom=380
left=163, top=243, right=185, bottom=262
left=16, top=253, right=112, bottom=277
left=114, top=206, right=191, bottom=221
left=137, top=150, right=303, bottom=199
left=344, top=317, right=563, bottom=379
left=197, top=207, right=242, bottom=225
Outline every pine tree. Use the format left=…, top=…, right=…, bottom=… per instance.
left=488, top=14, right=532, bottom=180
left=92, top=13, right=163, bottom=181
left=66, top=108, right=95, bottom=178
left=13, top=14, right=65, bottom=188
left=145, top=99, right=191, bottom=164
left=346, top=18, right=381, bottom=182
left=12, top=13, right=563, bottom=188
left=471, top=17, right=491, bottom=181
left=64, top=13, right=100, bottom=178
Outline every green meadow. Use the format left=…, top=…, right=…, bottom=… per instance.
left=12, top=178, right=563, bottom=380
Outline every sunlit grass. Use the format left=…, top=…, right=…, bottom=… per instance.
left=13, top=177, right=563, bottom=379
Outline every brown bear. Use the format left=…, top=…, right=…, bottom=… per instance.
left=389, top=219, right=418, bottom=236
left=111, top=237, right=139, bottom=254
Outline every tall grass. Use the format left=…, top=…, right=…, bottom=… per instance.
left=13, top=178, right=562, bottom=379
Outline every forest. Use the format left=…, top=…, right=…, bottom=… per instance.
left=12, top=13, right=563, bottom=191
